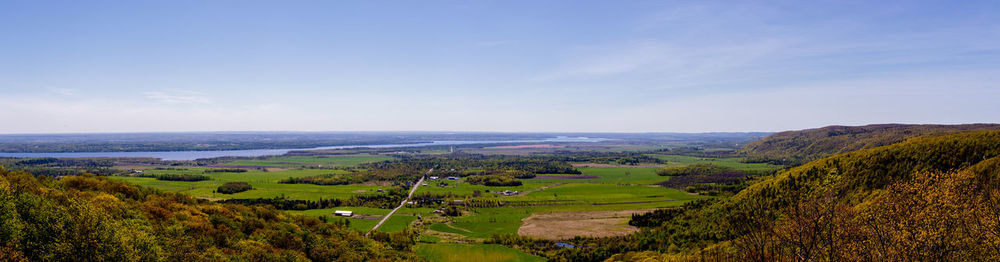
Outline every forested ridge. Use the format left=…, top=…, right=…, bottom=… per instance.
left=626, top=130, right=1000, bottom=260
left=741, top=123, right=1000, bottom=165
left=0, top=168, right=418, bottom=261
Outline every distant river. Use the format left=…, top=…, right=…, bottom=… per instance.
left=0, top=136, right=610, bottom=161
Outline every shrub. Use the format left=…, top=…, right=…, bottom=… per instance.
left=217, top=182, right=252, bottom=194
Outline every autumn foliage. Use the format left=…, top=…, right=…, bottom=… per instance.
left=0, top=167, right=416, bottom=261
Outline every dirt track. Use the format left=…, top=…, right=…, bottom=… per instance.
left=366, top=168, right=432, bottom=236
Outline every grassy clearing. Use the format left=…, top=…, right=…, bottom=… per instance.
left=110, top=154, right=397, bottom=201
left=416, top=243, right=545, bottom=262
left=220, top=154, right=394, bottom=167
left=416, top=167, right=668, bottom=198
left=113, top=167, right=381, bottom=201
left=649, top=154, right=782, bottom=172
left=417, top=177, right=558, bottom=196
left=417, top=166, right=705, bottom=240
left=429, top=184, right=702, bottom=240
left=567, top=167, right=663, bottom=184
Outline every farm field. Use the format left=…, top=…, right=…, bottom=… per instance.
left=415, top=243, right=545, bottom=262
left=113, top=168, right=383, bottom=201
left=111, top=154, right=395, bottom=201
left=419, top=166, right=707, bottom=242
left=518, top=209, right=650, bottom=240
left=416, top=166, right=671, bottom=197
left=649, top=154, right=782, bottom=172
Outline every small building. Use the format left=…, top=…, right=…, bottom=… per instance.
left=429, top=176, right=440, bottom=180
left=334, top=210, right=353, bottom=217
left=500, top=190, right=520, bottom=196
left=447, top=177, right=459, bottom=180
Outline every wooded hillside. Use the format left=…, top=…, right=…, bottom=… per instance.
left=0, top=168, right=417, bottom=261
left=741, top=123, right=1000, bottom=165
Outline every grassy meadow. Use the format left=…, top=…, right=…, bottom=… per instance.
left=111, top=154, right=394, bottom=201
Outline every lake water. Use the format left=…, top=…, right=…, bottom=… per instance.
left=0, top=136, right=610, bottom=161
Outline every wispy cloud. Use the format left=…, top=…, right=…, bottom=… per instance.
left=143, top=90, right=212, bottom=104
left=536, top=39, right=793, bottom=83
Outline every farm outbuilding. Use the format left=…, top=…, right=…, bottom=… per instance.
left=334, top=210, right=353, bottom=217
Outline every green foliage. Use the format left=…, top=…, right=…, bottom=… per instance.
left=656, top=163, right=731, bottom=176
left=641, top=130, right=1000, bottom=258
left=216, top=182, right=252, bottom=194
left=137, top=173, right=211, bottom=182
left=0, top=170, right=417, bottom=261
left=741, top=123, right=1000, bottom=165
left=465, top=175, right=523, bottom=187
left=416, top=243, right=545, bottom=262
left=442, top=205, right=462, bottom=216
left=203, top=168, right=247, bottom=173
left=547, top=151, right=667, bottom=165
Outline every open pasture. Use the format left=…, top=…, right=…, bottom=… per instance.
left=649, top=154, right=782, bottom=172
left=113, top=167, right=382, bottom=201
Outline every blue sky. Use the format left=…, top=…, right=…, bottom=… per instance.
left=1, top=0, right=998, bottom=133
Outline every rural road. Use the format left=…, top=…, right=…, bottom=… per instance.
left=366, top=168, right=432, bottom=236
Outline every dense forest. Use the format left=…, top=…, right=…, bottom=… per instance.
left=741, top=123, right=1000, bottom=165
left=0, top=169, right=417, bottom=261
left=655, top=164, right=761, bottom=195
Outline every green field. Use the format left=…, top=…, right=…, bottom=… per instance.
left=111, top=154, right=395, bottom=201
left=421, top=166, right=706, bottom=240
left=416, top=243, right=545, bottom=262
left=220, top=154, right=394, bottom=167
left=649, top=154, right=782, bottom=172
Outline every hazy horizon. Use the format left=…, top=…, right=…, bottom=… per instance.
left=2, top=1, right=998, bottom=133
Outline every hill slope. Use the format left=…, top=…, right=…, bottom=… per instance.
left=630, top=130, right=1000, bottom=260
left=0, top=169, right=416, bottom=261
left=741, top=123, right=1000, bottom=165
